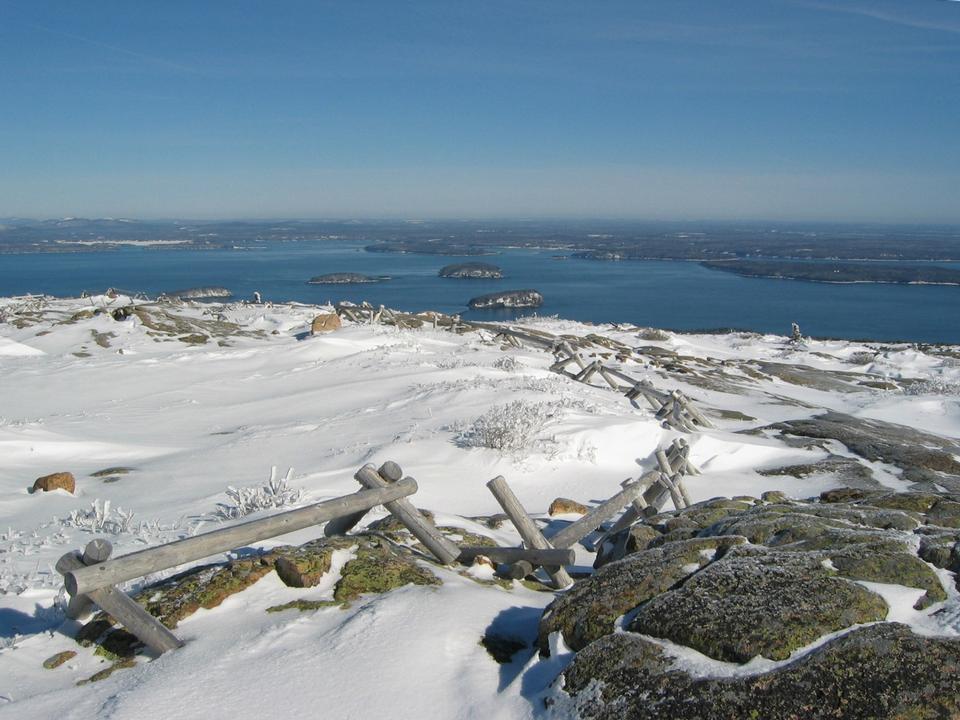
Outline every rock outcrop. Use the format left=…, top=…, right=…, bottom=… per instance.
left=32, top=471, right=75, bottom=494
left=544, top=489, right=959, bottom=719
left=310, top=313, right=342, bottom=334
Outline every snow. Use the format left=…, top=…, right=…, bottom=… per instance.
left=2, top=295, right=960, bottom=718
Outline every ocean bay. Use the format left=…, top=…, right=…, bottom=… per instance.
left=1, top=240, right=958, bottom=343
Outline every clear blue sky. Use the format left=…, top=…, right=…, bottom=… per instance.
left=1, top=0, right=958, bottom=221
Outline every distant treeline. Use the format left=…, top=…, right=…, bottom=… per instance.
left=2, top=217, right=959, bottom=261
left=701, top=260, right=960, bottom=285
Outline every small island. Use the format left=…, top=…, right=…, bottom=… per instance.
left=702, top=260, right=960, bottom=286
left=166, top=286, right=232, bottom=299
left=468, top=289, right=543, bottom=310
left=439, top=262, right=503, bottom=279
left=307, top=273, right=388, bottom=285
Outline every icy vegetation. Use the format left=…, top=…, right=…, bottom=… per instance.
left=212, top=467, right=303, bottom=520
left=457, top=400, right=559, bottom=454
left=2, top=293, right=960, bottom=718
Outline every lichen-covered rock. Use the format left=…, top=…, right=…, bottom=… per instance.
left=917, top=532, right=960, bottom=571
left=593, top=524, right=661, bottom=568
left=761, top=457, right=876, bottom=489
left=548, top=497, right=589, bottom=516
left=828, top=547, right=947, bottom=609
left=864, top=491, right=941, bottom=513
left=31, top=471, right=75, bottom=494
left=767, top=412, right=960, bottom=489
left=332, top=541, right=440, bottom=605
left=557, top=623, right=960, bottom=720
left=310, top=313, right=342, bottom=334
left=135, top=556, right=276, bottom=629
left=43, top=651, right=77, bottom=669
left=273, top=537, right=354, bottom=588
left=926, top=499, right=960, bottom=528
left=629, top=547, right=888, bottom=662
left=702, top=508, right=850, bottom=545
left=539, top=536, right=745, bottom=654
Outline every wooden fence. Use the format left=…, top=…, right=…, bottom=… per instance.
left=57, top=452, right=697, bottom=654
left=332, top=302, right=714, bottom=433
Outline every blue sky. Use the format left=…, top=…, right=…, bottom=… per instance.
left=1, top=0, right=958, bottom=221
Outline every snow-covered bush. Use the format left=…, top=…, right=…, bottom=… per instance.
left=67, top=499, right=137, bottom=535
left=493, top=355, right=521, bottom=372
left=457, top=400, right=558, bottom=455
left=904, top=379, right=960, bottom=396
left=846, top=351, right=877, bottom=365
left=213, top=466, right=302, bottom=521
left=636, top=327, right=670, bottom=342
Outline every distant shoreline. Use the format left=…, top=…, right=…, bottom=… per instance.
left=700, top=259, right=960, bottom=287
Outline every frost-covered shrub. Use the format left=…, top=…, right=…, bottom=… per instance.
left=67, top=499, right=137, bottom=535
left=846, top=351, right=877, bottom=365
left=636, top=327, right=670, bottom=342
left=457, top=400, right=558, bottom=455
left=904, top=379, right=960, bottom=396
left=213, top=466, right=302, bottom=520
left=493, top=355, right=521, bottom=372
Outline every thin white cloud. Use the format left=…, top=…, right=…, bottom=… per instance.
left=795, top=0, right=960, bottom=35
left=23, top=21, right=199, bottom=74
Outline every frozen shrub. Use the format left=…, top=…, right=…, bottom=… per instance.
left=904, top=379, right=960, bottom=396
left=493, top=355, right=521, bottom=372
left=847, top=351, right=877, bottom=365
left=637, top=327, right=670, bottom=342
left=457, top=400, right=558, bottom=455
left=213, top=466, right=302, bottom=520
left=67, top=499, right=136, bottom=535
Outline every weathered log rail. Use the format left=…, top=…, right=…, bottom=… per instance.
left=332, top=302, right=714, bottom=433
left=57, top=456, right=692, bottom=654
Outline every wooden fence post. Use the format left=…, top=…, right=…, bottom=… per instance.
left=354, top=464, right=460, bottom=565
left=486, top=476, right=573, bottom=589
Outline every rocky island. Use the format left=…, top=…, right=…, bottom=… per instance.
left=467, top=289, right=542, bottom=309
left=166, top=286, right=232, bottom=299
left=439, top=262, right=503, bottom=279
left=307, top=273, right=387, bottom=285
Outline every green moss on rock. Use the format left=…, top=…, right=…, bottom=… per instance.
left=559, top=624, right=960, bottom=720
left=629, top=548, right=888, bottom=662
left=539, top=536, right=745, bottom=654
left=332, top=543, right=440, bottom=605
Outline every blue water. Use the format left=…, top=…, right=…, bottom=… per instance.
left=1, top=241, right=958, bottom=343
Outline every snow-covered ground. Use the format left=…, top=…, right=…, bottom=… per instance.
left=1, top=294, right=959, bottom=718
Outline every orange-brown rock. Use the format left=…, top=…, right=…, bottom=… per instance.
left=549, top=497, right=590, bottom=516
left=32, top=471, right=76, bottom=494
left=311, top=313, right=342, bottom=335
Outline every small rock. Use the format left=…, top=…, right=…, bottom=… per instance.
left=548, top=497, right=590, bottom=516
left=760, top=490, right=788, bottom=503
left=32, top=471, right=75, bottom=494
left=472, top=555, right=496, bottom=570
left=311, top=313, right=342, bottom=335
left=43, top=650, right=77, bottom=669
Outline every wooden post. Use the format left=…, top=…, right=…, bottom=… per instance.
left=597, top=365, right=623, bottom=391
left=574, top=361, right=600, bottom=383
left=326, top=460, right=404, bottom=537
left=58, top=543, right=184, bottom=655
left=456, top=546, right=575, bottom=566
left=65, top=479, right=418, bottom=597
left=547, top=480, right=649, bottom=549
left=354, top=464, right=460, bottom=565
left=486, top=476, right=573, bottom=588
left=601, top=473, right=657, bottom=536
